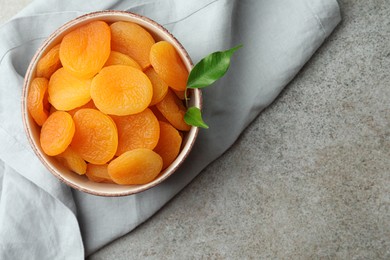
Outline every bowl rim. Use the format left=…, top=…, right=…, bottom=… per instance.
left=21, top=10, right=202, bottom=197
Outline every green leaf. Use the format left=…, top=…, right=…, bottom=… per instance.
left=186, top=44, right=242, bottom=89
left=184, top=44, right=242, bottom=130
left=184, top=107, right=209, bottom=129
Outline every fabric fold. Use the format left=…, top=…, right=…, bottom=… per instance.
left=0, top=164, right=83, bottom=259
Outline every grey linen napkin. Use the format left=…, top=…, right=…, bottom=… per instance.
left=0, top=0, right=341, bottom=258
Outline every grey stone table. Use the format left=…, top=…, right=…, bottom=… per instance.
left=1, top=0, right=389, bottom=259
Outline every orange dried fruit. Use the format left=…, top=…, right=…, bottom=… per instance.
left=154, top=121, right=182, bottom=170
left=144, top=67, right=169, bottom=106
left=173, top=89, right=186, bottom=100
left=149, top=106, right=169, bottom=123
left=156, top=89, right=191, bottom=131
left=71, top=108, right=118, bottom=165
left=91, top=65, right=152, bottom=115
left=110, top=21, right=155, bottom=70
left=56, top=146, right=87, bottom=175
left=36, top=44, right=62, bottom=79
left=27, top=77, right=50, bottom=126
left=48, top=67, right=92, bottom=110
left=111, top=108, right=160, bottom=156
left=104, top=51, right=142, bottom=70
left=49, top=105, right=57, bottom=115
left=150, top=41, right=188, bottom=91
left=67, top=100, right=96, bottom=117
left=86, top=163, right=114, bottom=183
left=40, top=111, right=75, bottom=156
left=108, top=148, right=163, bottom=185
left=60, top=20, right=111, bottom=79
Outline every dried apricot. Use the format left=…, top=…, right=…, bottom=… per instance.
left=104, top=51, right=141, bottom=70
left=36, top=44, right=62, bottom=79
left=60, top=21, right=110, bottom=79
left=49, top=105, right=57, bottom=115
left=56, top=146, right=87, bottom=175
left=173, top=89, right=186, bottom=100
left=150, top=106, right=169, bottom=123
left=71, top=109, right=118, bottom=164
left=67, top=100, right=96, bottom=117
left=48, top=67, right=92, bottom=110
left=40, top=111, right=75, bottom=156
left=154, top=121, right=182, bottom=170
left=86, top=163, right=114, bottom=183
left=108, top=148, right=163, bottom=185
left=110, top=21, right=155, bottom=70
left=150, top=41, right=188, bottom=91
left=144, top=67, right=169, bottom=106
left=111, top=108, right=160, bottom=156
left=27, top=77, right=50, bottom=126
left=91, top=65, right=152, bottom=115
left=156, top=89, right=191, bottom=131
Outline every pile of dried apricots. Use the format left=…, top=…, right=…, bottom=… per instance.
left=27, top=20, right=192, bottom=185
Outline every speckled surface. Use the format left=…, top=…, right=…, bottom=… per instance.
left=2, top=0, right=390, bottom=259
left=89, top=1, right=390, bottom=259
